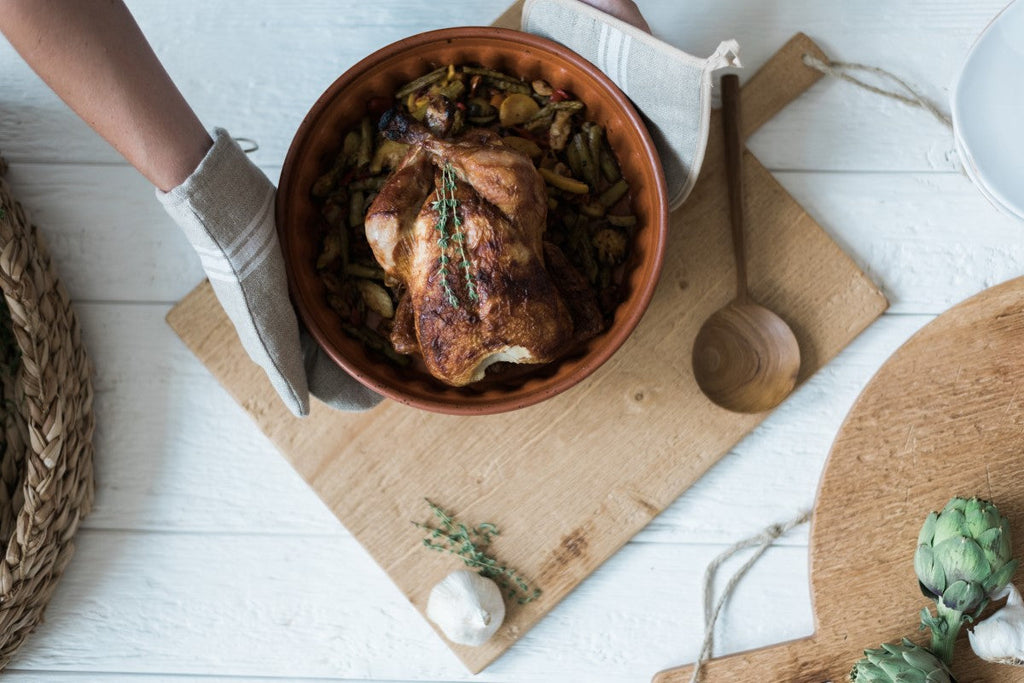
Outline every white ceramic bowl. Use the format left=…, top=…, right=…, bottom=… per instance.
left=952, top=0, right=1024, bottom=221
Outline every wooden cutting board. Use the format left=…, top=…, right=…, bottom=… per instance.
left=654, top=278, right=1024, bottom=681
left=166, top=27, right=887, bottom=673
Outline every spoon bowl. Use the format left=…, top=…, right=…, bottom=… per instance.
left=692, top=74, right=801, bottom=413
left=692, top=302, right=800, bottom=413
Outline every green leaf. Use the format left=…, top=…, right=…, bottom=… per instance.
left=944, top=497, right=969, bottom=514
left=939, top=579, right=984, bottom=612
left=964, top=498, right=999, bottom=538
left=915, top=544, right=945, bottom=595
left=919, top=512, right=938, bottom=545
left=984, top=557, right=1019, bottom=594
left=932, top=508, right=966, bottom=545
left=934, top=536, right=988, bottom=584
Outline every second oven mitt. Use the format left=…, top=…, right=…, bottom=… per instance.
left=522, top=0, right=740, bottom=209
left=157, top=128, right=382, bottom=417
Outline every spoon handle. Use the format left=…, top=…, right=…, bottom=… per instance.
left=721, top=74, right=749, bottom=303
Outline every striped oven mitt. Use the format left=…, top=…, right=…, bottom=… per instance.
left=158, top=128, right=382, bottom=417
left=523, top=0, right=740, bottom=209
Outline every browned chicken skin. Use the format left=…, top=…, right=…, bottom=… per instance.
left=364, top=116, right=579, bottom=386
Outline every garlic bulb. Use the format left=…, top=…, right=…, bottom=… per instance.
left=969, top=583, right=1024, bottom=665
left=426, top=570, right=506, bottom=646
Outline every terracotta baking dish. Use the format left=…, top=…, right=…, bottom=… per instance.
left=277, top=26, right=668, bottom=415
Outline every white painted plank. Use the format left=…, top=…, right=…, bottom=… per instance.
left=775, top=171, right=1024, bottom=314
left=0, top=163, right=206, bottom=304
left=0, top=0, right=1008, bottom=172
left=11, top=530, right=813, bottom=681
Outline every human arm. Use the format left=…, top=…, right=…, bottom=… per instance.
left=0, top=0, right=211, bottom=191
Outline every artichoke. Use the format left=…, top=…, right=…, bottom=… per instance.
left=850, top=639, right=955, bottom=682
left=915, top=497, right=1019, bottom=664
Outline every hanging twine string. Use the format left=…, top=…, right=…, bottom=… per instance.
left=801, top=53, right=952, bottom=130
left=233, top=137, right=260, bottom=154
left=688, top=509, right=812, bottom=683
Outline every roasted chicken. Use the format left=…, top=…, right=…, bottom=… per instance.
left=364, top=113, right=598, bottom=386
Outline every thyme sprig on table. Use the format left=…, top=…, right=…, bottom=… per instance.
left=430, top=163, right=477, bottom=308
left=414, top=499, right=541, bottom=604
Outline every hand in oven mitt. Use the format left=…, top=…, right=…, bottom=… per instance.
left=158, top=128, right=382, bottom=417
left=524, top=0, right=741, bottom=209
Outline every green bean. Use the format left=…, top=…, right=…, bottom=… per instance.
left=345, top=263, right=386, bottom=280
left=341, top=130, right=360, bottom=167
left=566, top=139, right=584, bottom=178
left=349, top=190, right=365, bottom=228
left=522, top=114, right=553, bottom=132
left=527, top=100, right=584, bottom=123
left=356, top=117, right=373, bottom=168
left=432, top=79, right=466, bottom=101
left=396, top=66, right=448, bottom=100
left=571, top=133, right=598, bottom=189
left=598, top=179, right=629, bottom=209
left=461, top=66, right=532, bottom=94
left=569, top=222, right=599, bottom=284
left=607, top=214, right=637, bottom=228
left=586, top=123, right=604, bottom=181
left=599, top=139, right=621, bottom=181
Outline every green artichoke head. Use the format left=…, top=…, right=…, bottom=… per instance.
left=914, top=497, right=1018, bottom=617
left=850, top=639, right=956, bottom=682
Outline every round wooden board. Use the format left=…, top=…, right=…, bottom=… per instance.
left=655, top=276, right=1024, bottom=681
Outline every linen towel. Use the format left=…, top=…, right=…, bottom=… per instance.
left=523, top=0, right=740, bottom=209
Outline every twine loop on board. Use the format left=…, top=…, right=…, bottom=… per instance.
left=688, top=509, right=812, bottom=683
left=801, top=53, right=952, bottom=131
left=233, top=137, right=260, bottom=154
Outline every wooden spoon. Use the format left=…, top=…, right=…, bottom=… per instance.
left=691, top=74, right=801, bottom=413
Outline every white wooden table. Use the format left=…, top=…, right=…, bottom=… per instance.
left=1, top=1, right=1020, bottom=681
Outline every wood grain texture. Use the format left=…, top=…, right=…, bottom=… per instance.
left=166, top=34, right=886, bottom=673
left=654, top=276, right=1024, bottom=681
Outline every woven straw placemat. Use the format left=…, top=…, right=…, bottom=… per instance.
left=0, top=154, right=95, bottom=668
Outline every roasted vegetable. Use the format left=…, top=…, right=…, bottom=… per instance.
left=499, top=93, right=541, bottom=127
left=355, top=279, right=395, bottom=319
left=593, top=228, right=628, bottom=265
left=549, top=110, right=573, bottom=151
left=539, top=168, right=589, bottom=194
left=369, top=140, right=410, bottom=174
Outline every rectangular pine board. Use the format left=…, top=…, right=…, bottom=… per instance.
left=166, top=26, right=888, bottom=673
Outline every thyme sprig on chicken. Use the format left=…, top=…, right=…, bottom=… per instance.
left=431, top=162, right=477, bottom=307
